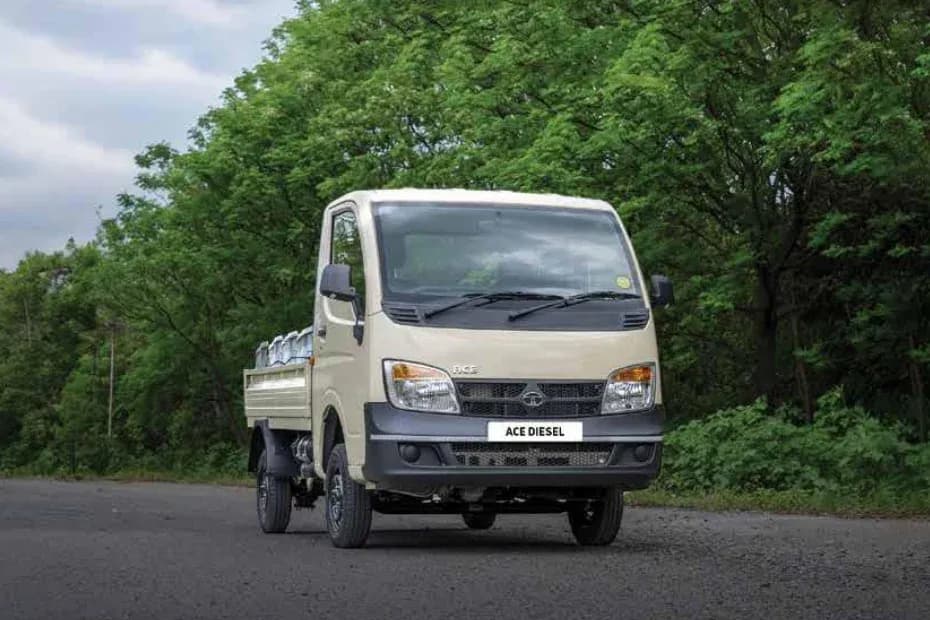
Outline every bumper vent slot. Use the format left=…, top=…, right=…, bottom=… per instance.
left=451, top=443, right=613, bottom=467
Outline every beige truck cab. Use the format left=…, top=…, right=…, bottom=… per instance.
left=244, top=189, right=672, bottom=547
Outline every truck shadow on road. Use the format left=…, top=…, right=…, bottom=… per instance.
left=288, top=527, right=667, bottom=554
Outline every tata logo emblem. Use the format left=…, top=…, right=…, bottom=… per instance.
left=521, top=390, right=545, bottom=408
left=451, top=364, right=478, bottom=375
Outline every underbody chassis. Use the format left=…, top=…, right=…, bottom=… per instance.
left=370, top=486, right=617, bottom=515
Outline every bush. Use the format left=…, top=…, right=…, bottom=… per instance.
left=904, top=443, right=930, bottom=489
left=663, top=400, right=824, bottom=492
left=661, top=388, right=928, bottom=497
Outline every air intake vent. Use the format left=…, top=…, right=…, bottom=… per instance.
left=382, top=303, right=422, bottom=324
left=622, top=310, right=650, bottom=330
left=456, top=380, right=603, bottom=418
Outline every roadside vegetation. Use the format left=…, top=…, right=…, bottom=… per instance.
left=635, top=390, right=930, bottom=517
left=1, top=1, right=929, bottom=515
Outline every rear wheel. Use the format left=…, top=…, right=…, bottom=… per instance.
left=256, top=449, right=291, bottom=533
left=325, top=444, right=372, bottom=548
left=568, top=488, right=623, bottom=546
left=462, top=512, right=496, bottom=530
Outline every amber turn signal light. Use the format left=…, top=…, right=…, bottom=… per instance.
left=608, top=365, right=653, bottom=383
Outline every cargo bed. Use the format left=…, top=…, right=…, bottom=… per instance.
left=243, top=363, right=311, bottom=431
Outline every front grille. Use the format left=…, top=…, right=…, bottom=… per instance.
left=539, top=383, right=603, bottom=399
left=451, top=443, right=613, bottom=467
left=455, top=380, right=604, bottom=418
left=460, top=401, right=601, bottom=417
left=457, top=382, right=525, bottom=400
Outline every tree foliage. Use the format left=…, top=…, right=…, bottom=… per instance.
left=1, top=0, right=928, bottom=475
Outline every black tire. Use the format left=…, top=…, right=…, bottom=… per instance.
left=256, top=448, right=291, bottom=533
left=325, top=444, right=372, bottom=548
left=462, top=512, right=496, bottom=530
left=568, top=488, right=624, bottom=546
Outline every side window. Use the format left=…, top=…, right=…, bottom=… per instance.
left=331, top=210, right=365, bottom=313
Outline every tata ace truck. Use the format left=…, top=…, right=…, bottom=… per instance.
left=243, top=189, right=672, bottom=547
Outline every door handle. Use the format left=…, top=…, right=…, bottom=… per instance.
left=316, top=325, right=327, bottom=338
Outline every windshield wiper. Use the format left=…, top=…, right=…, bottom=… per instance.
left=423, top=291, right=563, bottom=320
left=508, top=290, right=641, bottom=321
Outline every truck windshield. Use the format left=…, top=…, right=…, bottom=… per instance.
left=373, top=203, right=640, bottom=300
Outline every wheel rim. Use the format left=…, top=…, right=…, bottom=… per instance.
left=328, top=470, right=344, bottom=532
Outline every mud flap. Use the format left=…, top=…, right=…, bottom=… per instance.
left=249, top=420, right=300, bottom=478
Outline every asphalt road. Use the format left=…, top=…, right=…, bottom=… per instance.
left=1, top=479, right=928, bottom=620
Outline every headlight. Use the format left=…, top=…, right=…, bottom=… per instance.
left=601, top=363, right=655, bottom=414
left=383, top=360, right=460, bottom=413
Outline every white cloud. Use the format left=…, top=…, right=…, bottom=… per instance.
left=0, top=19, right=227, bottom=92
left=0, top=96, right=135, bottom=177
left=0, top=96, right=137, bottom=269
left=0, top=0, right=297, bottom=268
left=67, top=0, right=249, bottom=27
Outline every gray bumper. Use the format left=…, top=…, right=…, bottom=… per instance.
left=361, top=403, right=663, bottom=491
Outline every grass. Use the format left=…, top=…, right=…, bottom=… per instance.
left=102, top=469, right=252, bottom=486
left=628, top=487, right=930, bottom=519
left=0, top=467, right=251, bottom=487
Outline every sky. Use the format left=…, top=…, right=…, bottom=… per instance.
left=0, top=0, right=298, bottom=269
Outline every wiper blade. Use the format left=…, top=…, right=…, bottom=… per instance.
left=508, top=290, right=641, bottom=321
left=423, top=291, right=562, bottom=320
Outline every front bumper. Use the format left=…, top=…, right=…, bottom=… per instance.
left=361, top=402, right=663, bottom=491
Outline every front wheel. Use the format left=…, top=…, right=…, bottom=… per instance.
left=325, top=444, right=372, bottom=548
left=256, top=449, right=291, bottom=533
left=462, top=512, right=496, bottom=530
left=568, top=488, right=624, bottom=546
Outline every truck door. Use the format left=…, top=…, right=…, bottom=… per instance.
left=312, top=204, right=368, bottom=473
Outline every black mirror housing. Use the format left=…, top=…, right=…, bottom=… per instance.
left=650, top=274, right=674, bottom=307
left=320, top=264, right=356, bottom=302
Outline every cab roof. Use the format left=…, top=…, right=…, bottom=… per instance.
left=334, top=188, right=614, bottom=212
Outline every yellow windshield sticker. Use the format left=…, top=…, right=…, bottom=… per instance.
left=615, top=275, right=632, bottom=290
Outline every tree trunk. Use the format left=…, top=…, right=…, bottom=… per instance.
left=210, top=370, right=246, bottom=445
left=753, top=266, right=778, bottom=403
left=92, top=338, right=99, bottom=407
left=108, top=327, right=115, bottom=439
left=23, top=299, right=32, bottom=344
left=789, top=280, right=813, bottom=422
left=908, top=334, right=927, bottom=442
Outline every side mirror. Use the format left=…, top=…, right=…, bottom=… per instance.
left=650, top=274, right=674, bottom=308
left=319, top=264, right=356, bottom=302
